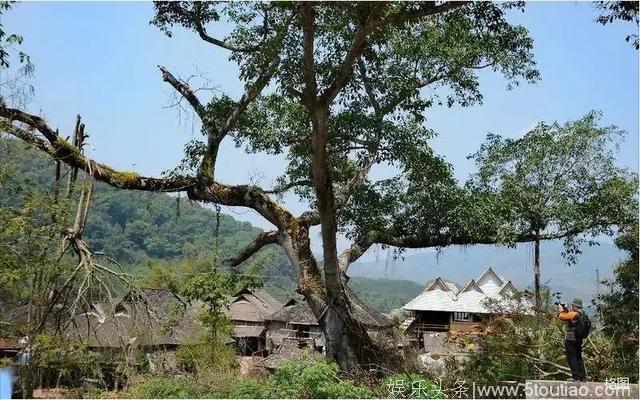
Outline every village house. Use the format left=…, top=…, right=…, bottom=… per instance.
left=260, top=287, right=394, bottom=368
left=68, top=288, right=204, bottom=375
left=401, top=267, right=531, bottom=350
left=224, top=287, right=282, bottom=356
left=265, top=298, right=324, bottom=354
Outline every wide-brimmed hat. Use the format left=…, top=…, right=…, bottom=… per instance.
left=571, top=298, right=583, bottom=308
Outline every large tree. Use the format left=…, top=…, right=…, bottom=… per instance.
left=1, top=1, right=548, bottom=369
left=467, top=112, right=638, bottom=311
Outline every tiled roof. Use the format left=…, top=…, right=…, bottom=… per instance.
left=403, top=267, right=531, bottom=314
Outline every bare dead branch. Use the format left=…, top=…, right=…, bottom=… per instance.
left=159, top=66, right=209, bottom=125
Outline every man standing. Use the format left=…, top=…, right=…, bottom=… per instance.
left=558, top=298, right=587, bottom=382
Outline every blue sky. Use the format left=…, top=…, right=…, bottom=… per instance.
left=3, top=1, right=638, bottom=253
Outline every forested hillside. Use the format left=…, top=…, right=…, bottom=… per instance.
left=1, top=137, right=415, bottom=311
left=0, top=138, right=294, bottom=281
left=348, top=277, right=422, bottom=313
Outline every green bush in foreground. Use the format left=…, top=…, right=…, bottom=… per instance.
left=126, top=376, right=196, bottom=399
left=125, top=351, right=453, bottom=399
left=229, top=351, right=374, bottom=399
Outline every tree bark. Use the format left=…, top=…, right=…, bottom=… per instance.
left=307, top=294, right=377, bottom=371
left=534, top=235, right=542, bottom=312
left=277, top=217, right=381, bottom=370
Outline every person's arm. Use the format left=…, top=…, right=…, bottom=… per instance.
left=558, top=311, right=578, bottom=320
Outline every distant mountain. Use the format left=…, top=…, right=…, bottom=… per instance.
left=348, top=277, right=424, bottom=313
left=349, top=240, right=625, bottom=305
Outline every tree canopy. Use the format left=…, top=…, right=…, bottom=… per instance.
left=468, top=111, right=637, bottom=245
left=467, top=111, right=638, bottom=308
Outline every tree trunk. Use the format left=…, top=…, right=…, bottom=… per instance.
left=306, top=289, right=379, bottom=371
left=280, top=227, right=380, bottom=370
left=534, top=236, right=542, bottom=312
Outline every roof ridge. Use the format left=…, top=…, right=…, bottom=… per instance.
left=459, top=278, right=485, bottom=294
left=476, top=267, right=505, bottom=285
left=426, top=277, right=450, bottom=292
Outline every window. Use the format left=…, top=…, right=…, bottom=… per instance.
left=453, top=312, right=471, bottom=322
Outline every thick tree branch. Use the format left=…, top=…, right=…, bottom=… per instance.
left=357, top=58, right=381, bottom=114
left=1, top=107, right=297, bottom=231
left=334, top=155, right=376, bottom=208
left=198, top=12, right=292, bottom=181
left=222, top=230, right=279, bottom=267
left=186, top=183, right=295, bottom=230
left=1, top=109, right=194, bottom=192
left=320, top=24, right=369, bottom=105
left=195, top=25, right=259, bottom=53
left=338, top=235, right=372, bottom=272
left=321, top=2, right=469, bottom=106
left=320, top=5, right=384, bottom=106
left=337, top=218, right=632, bottom=270
left=301, top=3, right=318, bottom=104
left=0, top=107, right=57, bottom=141
left=220, top=55, right=281, bottom=134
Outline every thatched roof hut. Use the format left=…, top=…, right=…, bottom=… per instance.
left=268, top=299, right=318, bottom=326
left=225, top=287, right=282, bottom=324
left=67, top=288, right=204, bottom=349
left=223, top=287, right=283, bottom=356
left=268, top=287, right=392, bottom=329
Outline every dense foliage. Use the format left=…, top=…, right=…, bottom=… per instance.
left=598, top=222, right=639, bottom=337
left=125, top=351, right=446, bottom=399
left=459, top=311, right=638, bottom=384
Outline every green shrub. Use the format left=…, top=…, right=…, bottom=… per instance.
left=126, top=376, right=196, bottom=399
left=227, top=379, right=271, bottom=399
left=222, top=351, right=375, bottom=399
left=266, top=355, right=374, bottom=399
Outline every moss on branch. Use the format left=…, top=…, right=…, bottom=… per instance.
left=111, top=171, right=141, bottom=187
